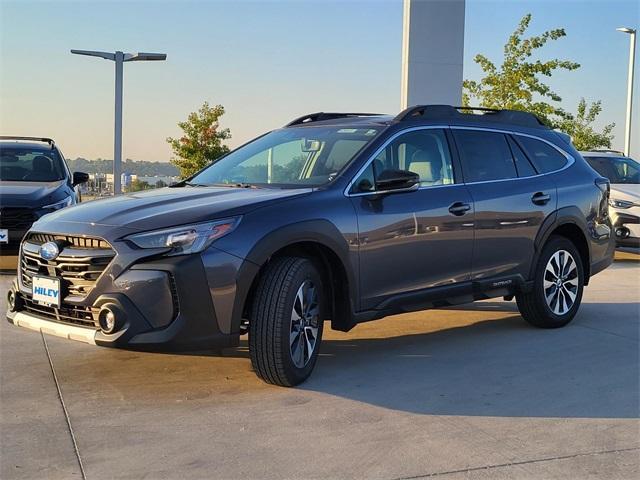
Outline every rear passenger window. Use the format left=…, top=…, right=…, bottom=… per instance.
left=507, top=136, right=537, bottom=177
left=452, top=130, right=517, bottom=182
left=515, top=136, right=568, bottom=173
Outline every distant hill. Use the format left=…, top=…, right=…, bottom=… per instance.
left=67, top=158, right=179, bottom=177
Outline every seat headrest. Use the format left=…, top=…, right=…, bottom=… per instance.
left=32, top=155, right=53, bottom=173
left=409, top=147, right=443, bottom=183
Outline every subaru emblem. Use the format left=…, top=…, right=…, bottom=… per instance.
left=39, top=241, right=60, bottom=261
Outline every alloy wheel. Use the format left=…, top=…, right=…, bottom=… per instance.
left=543, top=249, right=579, bottom=316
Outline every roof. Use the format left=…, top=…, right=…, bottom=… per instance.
left=0, top=136, right=56, bottom=150
left=284, top=105, right=549, bottom=131
left=0, top=141, right=57, bottom=151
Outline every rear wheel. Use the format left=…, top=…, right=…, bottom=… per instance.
left=516, top=236, right=584, bottom=328
left=249, top=257, right=324, bottom=386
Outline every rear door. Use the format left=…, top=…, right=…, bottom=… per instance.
left=451, top=128, right=557, bottom=282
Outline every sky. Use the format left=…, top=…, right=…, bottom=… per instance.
left=0, top=0, right=638, bottom=161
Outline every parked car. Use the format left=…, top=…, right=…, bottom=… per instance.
left=581, top=150, right=639, bottom=248
left=0, top=137, right=89, bottom=256
left=6, top=106, right=614, bottom=386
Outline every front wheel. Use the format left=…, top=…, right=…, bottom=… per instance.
left=516, top=236, right=584, bottom=328
left=249, top=257, right=324, bottom=387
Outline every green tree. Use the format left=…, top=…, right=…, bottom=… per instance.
left=167, top=102, right=231, bottom=178
left=463, top=13, right=580, bottom=125
left=155, top=179, right=167, bottom=188
left=463, top=13, right=615, bottom=149
left=555, top=99, right=615, bottom=151
left=127, top=179, right=150, bottom=193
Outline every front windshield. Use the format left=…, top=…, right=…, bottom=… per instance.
left=585, top=156, right=640, bottom=184
left=190, top=126, right=382, bottom=188
left=0, top=146, right=66, bottom=182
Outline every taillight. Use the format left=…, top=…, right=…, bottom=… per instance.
left=595, top=177, right=610, bottom=218
left=595, top=177, right=610, bottom=195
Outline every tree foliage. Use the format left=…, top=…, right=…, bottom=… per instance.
left=463, top=13, right=614, bottom=149
left=167, top=102, right=231, bottom=178
left=463, top=13, right=579, bottom=125
left=67, top=158, right=178, bottom=176
left=555, top=99, right=615, bottom=151
left=126, top=179, right=151, bottom=193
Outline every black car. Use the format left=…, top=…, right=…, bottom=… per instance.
left=6, top=106, right=615, bottom=386
left=0, top=137, right=88, bottom=255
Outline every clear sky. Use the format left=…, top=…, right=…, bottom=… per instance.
left=1, top=0, right=638, bottom=161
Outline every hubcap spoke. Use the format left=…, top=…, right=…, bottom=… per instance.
left=289, top=280, right=320, bottom=368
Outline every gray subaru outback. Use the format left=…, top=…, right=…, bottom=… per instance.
left=6, top=105, right=615, bottom=386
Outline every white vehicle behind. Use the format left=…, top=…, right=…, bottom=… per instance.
left=582, top=151, right=640, bottom=248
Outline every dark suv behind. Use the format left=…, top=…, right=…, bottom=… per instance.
left=6, top=106, right=614, bottom=386
left=0, top=137, right=88, bottom=256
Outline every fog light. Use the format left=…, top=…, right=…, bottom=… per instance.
left=98, top=308, right=117, bottom=334
left=7, top=291, right=16, bottom=312
left=615, top=227, right=631, bottom=239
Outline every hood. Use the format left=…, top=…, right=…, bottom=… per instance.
left=34, top=186, right=312, bottom=234
left=610, top=184, right=640, bottom=201
left=0, top=180, right=67, bottom=207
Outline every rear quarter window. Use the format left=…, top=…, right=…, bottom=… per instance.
left=515, top=136, right=568, bottom=173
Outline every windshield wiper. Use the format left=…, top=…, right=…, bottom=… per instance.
left=173, top=181, right=210, bottom=187
left=210, top=182, right=260, bottom=189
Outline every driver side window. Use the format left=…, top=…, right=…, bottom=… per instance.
left=351, top=129, right=455, bottom=193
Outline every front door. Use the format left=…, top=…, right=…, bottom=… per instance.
left=349, top=128, right=474, bottom=310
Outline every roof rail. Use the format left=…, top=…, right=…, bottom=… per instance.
left=394, top=105, right=547, bottom=129
left=0, top=136, right=55, bottom=148
left=584, top=149, right=625, bottom=155
left=285, top=112, right=382, bottom=127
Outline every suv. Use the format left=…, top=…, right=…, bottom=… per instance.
left=581, top=150, right=639, bottom=248
left=0, top=137, right=88, bottom=256
left=6, top=106, right=614, bottom=386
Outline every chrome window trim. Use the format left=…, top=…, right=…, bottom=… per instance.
left=344, top=125, right=575, bottom=197
left=450, top=126, right=575, bottom=185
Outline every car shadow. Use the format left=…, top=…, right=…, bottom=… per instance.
left=296, top=303, right=640, bottom=419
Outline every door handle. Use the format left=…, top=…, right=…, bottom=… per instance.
left=531, top=192, right=551, bottom=205
left=449, top=202, right=471, bottom=216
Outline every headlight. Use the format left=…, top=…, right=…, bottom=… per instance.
left=125, top=217, right=241, bottom=256
left=41, top=195, right=74, bottom=211
left=609, top=198, right=636, bottom=209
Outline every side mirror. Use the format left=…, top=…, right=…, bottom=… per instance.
left=72, top=171, right=89, bottom=186
left=375, top=169, right=420, bottom=192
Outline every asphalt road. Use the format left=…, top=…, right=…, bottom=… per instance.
left=1, top=258, right=638, bottom=479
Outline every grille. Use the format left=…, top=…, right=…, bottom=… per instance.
left=0, top=207, right=36, bottom=230
left=27, top=232, right=110, bottom=249
left=23, top=297, right=98, bottom=329
left=20, top=235, right=115, bottom=299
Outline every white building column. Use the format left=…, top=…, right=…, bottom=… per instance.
left=401, top=0, right=466, bottom=108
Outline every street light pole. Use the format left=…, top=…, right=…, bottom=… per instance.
left=114, top=51, right=124, bottom=196
left=617, top=28, right=636, bottom=157
left=70, top=49, right=166, bottom=194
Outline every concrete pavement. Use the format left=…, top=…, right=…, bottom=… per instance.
left=1, top=259, right=638, bottom=479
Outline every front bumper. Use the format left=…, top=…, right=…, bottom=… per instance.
left=0, top=227, right=29, bottom=256
left=7, top=235, right=253, bottom=351
left=611, top=208, right=640, bottom=248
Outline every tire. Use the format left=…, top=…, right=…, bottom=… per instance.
left=516, top=235, right=585, bottom=328
left=249, top=257, right=325, bottom=386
